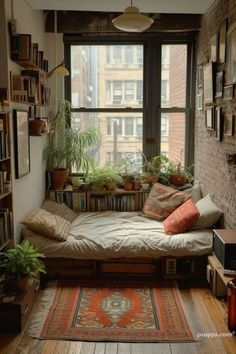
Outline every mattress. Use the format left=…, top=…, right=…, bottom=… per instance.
left=22, top=211, right=213, bottom=260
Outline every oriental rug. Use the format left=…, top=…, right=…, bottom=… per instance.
left=28, top=281, right=195, bottom=342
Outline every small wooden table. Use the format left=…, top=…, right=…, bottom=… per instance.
left=0, top=278, right=40, bottom=332
left=207, top=254, right=234, bottom=297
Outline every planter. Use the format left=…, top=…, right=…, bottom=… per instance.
left=123, top=181, right=133, bottom=191
left=5, top=276, right=30, bottom=293
left=50, top=168, right=69, bottom=190
left=141, top=174, right=158, bottom=185
left=169, top=174, right=187, bottom=187
left=133, top=181, right=141, bottom=191
left=29, top=118, right=44, bottom=136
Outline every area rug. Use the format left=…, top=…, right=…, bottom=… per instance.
left=28, top=281, right=195, bottom=342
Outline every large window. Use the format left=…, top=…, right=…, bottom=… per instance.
left=66, top=38, right=194, bottom=172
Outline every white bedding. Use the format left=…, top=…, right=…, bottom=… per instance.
left=22, top=211, right=213, bottom=259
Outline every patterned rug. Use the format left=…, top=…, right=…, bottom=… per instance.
left=28, top=281, right=195, bottom=342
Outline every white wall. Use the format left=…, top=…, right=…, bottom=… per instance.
left=3, top=0, right=53, bottom=242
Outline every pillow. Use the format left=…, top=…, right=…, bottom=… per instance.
left=21, top=208, right=70, bottom=241
left=142, top=183, right=191, bottom=221
left=184, top=184, right=202, bottom=204
left=191, top=194, right=223, bottom=229
left=42, top=199, right=78, bottom=222
left=163, top=199, right=200, bottom=234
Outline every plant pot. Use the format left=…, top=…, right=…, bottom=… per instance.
left=142, top=174, right=158, bottom=185
left=5, top=276, right=30, bottom=293
left=50, top=168, right=69, bottom=190
left=133, top=181, right=141, bottom=191
left=169, top=174, right=187, bottom=187
left=29, top=118, right=44, bottom=136
left=123, top=181, right=133, bottom=191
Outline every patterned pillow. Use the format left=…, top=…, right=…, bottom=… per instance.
left=142, top=183, right=191, bottom=221
left=163, top=199, right=200, bottom=234
left=21, top=208, right=71, bottom=241
left=42, top=199, right=78, bottom=222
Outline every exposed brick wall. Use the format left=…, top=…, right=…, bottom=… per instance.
left=195, top=0, right=236, bottom=228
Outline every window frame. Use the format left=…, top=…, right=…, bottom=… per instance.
left=64, top=34, right=196, bottom=171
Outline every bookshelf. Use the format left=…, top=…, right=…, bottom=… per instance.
left=0, top=111, right=13, bottom=250
left=47, top=188, right=150, bottom=212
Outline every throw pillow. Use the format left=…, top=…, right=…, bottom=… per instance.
left=42, top=199, right=78, bottom=222
left=184, top=184, right=202, bottom=204
left=163, top=199, right=200, bottom=234
left=142, top=183, right=191, bottom=221
left=21, top=208, right=71, bottom=241
left=191, top=194, right=223, bottom=229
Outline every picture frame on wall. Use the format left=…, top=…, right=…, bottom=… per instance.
left=13, top=109, right=30, bottom=179
left=196, top=93, right=203, bottom=110
left=215, top=106, right=223, bottom=141
left=219, top=19, right=227, bottom=63
left=210, top=34, right=218, bottom=62
left=205, top=106, right=214, bottom=129
left=215, top=71, right=224, bottom=98
left=227, top=22, right=236, bottom=83
left=197, top=63, right=203, bottom=88
left=223, top=84, right=234, bottom=100
left=203, top=62, right=214, bottom=104
left=224, top=114, right=234, bottom=136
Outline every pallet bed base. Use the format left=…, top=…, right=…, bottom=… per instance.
left=42, top=256, right=207, bottom=282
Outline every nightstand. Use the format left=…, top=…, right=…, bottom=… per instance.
left=0, top=278, right=40, bottom=332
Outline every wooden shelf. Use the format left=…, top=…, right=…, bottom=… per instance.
left=13, top=59, right=47, bottom=76
left=0, top=192, right=12, bottom=200
left=0, top=157, right=11, bottom=163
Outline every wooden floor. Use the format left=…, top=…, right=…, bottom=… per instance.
left=0, top=280, right=236, bottom=354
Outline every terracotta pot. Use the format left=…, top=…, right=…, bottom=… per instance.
left=169, top=174, right=187, bottom=187
left=50, top=169, right=69, bottom=190
left=142, top=174, right=158, bottom=185
left=133, top=181, right=141, bottom=191
left=123, top=181, right=133, bottom=191
left=5, top=276, right=30, bottom=293
left=29, top=118, right=44, bottom=135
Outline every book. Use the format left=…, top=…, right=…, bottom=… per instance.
left=223, top=269, right=236, bottom=277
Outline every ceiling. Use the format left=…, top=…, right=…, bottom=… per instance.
left=26, top=0, right=216, bottom=14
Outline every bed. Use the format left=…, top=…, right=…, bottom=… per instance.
left=21, top=183, right=223, bottom=281
left=22, top=210, right=213, bottom=281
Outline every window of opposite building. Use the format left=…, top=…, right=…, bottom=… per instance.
left=65, top=38, right=195, bottom=173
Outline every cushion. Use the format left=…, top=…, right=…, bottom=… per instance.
left=191, top=194, right=223, bottom=229
left=184, top=184, right=202, bottom=204
left=163, top=199, right=200, bottom=235
left=42, top=199, right=78, bottom=222
left=21, top=208, right=71, bottom=241
left=142, top=183, right=191, bottom=221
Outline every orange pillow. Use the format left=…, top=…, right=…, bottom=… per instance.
left=163, top=199, right=200, bottom=235
left=142, top=183, right=191, bottom=221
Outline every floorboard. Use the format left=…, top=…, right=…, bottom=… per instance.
left=0, top=280, right=236, bottom=354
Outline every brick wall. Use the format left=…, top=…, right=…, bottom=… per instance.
left=195, top=0, right=236, bottom=228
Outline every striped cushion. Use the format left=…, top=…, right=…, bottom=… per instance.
left=143, top=183, right=191, bottom=221
left=21, top=208, right=70, bottom=241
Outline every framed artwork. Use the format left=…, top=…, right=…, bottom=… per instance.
left=210, top=34, right=218, bottom=62
left=196, top=93, right=203, bottom=110
left=219, top=19, right=227, bottom=63
left=223, top=84, right=234, bottom=100
left=13, top=110, right=30, bottom=179
left=227, top=22, right=236, bottom=84
left=203, top=62, right=214, bottom=104
left=215, top=71, right=224, bottom=98
left=205, top=106, right=214, bottom=130
left=215, top=106, right=223, bottom=141
left=224, top=114, right=234, bottom=136
left=197, top=64, right=203, bottom=88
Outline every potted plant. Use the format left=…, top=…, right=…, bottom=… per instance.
left=117, top=157, right=142, bottom=190
left=169, top=162, right=193, bottom=187
left=87, top=166, right=122, bottom=192
left=141, top=154, right=163, bottom=185
left=0, top=240, right=46, bottom=293
left=43, top=100, right=98, bottom=190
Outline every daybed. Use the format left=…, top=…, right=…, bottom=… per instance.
left=21, top=184, right=223, bottom=281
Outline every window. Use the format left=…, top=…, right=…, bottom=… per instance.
left=125, top=46, right=133, bottom=63
left=67, top=39, right=194, bottom=171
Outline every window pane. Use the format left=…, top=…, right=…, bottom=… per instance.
left=161, top=44, right=187, bottom=108
left=72, top=112, right=143, bottom=170
left=160, top=112, right=185, bottom=165
left=71, top=45, right=143, bottom=108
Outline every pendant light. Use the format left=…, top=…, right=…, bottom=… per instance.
left=112, top=0, right=154, bottom=33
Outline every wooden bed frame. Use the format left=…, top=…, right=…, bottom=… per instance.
left=42, top=255, right=207, bottom=282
